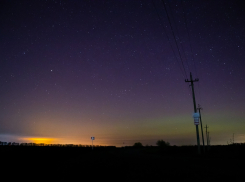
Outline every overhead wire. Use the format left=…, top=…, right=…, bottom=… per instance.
left=152, top=0, right=201, bottom=97
left=155, top=0, right=197, bottom=96
left=161, top=0, right=194, bottom=98
left=180, top=0, right=197, bottom=77
left=181, top=0, right=203, bottom=105
left=151, top=0, right=187, bottom=79
left=166, top=0, right=190, bottom=72
left=161, top=0, right=188, bottom=79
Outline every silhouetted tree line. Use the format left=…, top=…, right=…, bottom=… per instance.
left=132, top=140, right=171, bottom=147
left=0, top=141, right=115, bottom=148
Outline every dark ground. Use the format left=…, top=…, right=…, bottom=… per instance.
left=1, top=145, right=244, bottom=181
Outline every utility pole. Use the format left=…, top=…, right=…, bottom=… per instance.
left=205, top=124, right=209, bottom=151
left=207, top=132, right=210, bottom=150
left=91, top=136, right=95, bottom=150
left=185, top=72, right=200, bottom=154
left=197, top=104, right=205, bottom=154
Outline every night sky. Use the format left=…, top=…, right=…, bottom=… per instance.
left=0, top=0, right=244, bottom=147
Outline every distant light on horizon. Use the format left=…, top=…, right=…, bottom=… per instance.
left=21, top=137, right=56, bottom=144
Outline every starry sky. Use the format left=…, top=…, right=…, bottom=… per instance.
left=0, top=0, right=244, bottom=147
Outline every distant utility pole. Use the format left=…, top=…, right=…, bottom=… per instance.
left=205, top=125, right=209, bottom=151
left=185, top=72, right=201, bottom=154
left=208, top=132, right=211, bottom=149
left=91, top=136, right=95, bottom=150
left=197, top=104, right=205, bottom=154
left=207, top=132, right=211, bottom=150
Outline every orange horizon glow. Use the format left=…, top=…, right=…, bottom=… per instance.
left=22, top=137, right=56, bottom=144
left=17, top=137, right=124, bottom=146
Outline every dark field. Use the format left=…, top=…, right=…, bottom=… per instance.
left=1, top=145, right=244, bottom=181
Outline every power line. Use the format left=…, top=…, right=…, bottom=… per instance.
left=152, top=0, right=196, bottom=97
left=151, top=0, right=187, bottom=79
left=180, top=0, right=197, bottom=76
left=165, top=0, right=190, bottom=72
left=181, top=0, right=203, bottom=106
left=161, top=0, right=188, bottom=79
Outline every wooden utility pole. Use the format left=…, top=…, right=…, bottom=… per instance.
left=205, top=125, right=209, bottom=151
left=207, top=132, right=210, bottom=150
left=197, top=104, right=205, bottom=154
left=185, top=72, right=200, bottom=154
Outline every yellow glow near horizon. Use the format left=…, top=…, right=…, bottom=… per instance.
left=23, top=137, right=56, bottom=144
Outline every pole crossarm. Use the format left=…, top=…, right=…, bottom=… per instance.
left=197, top=104, right=203, bottom=111
left=185, top=78, right=199, bottom=82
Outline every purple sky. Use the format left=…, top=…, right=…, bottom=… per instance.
left=0, top=0, right=244, bottom=146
